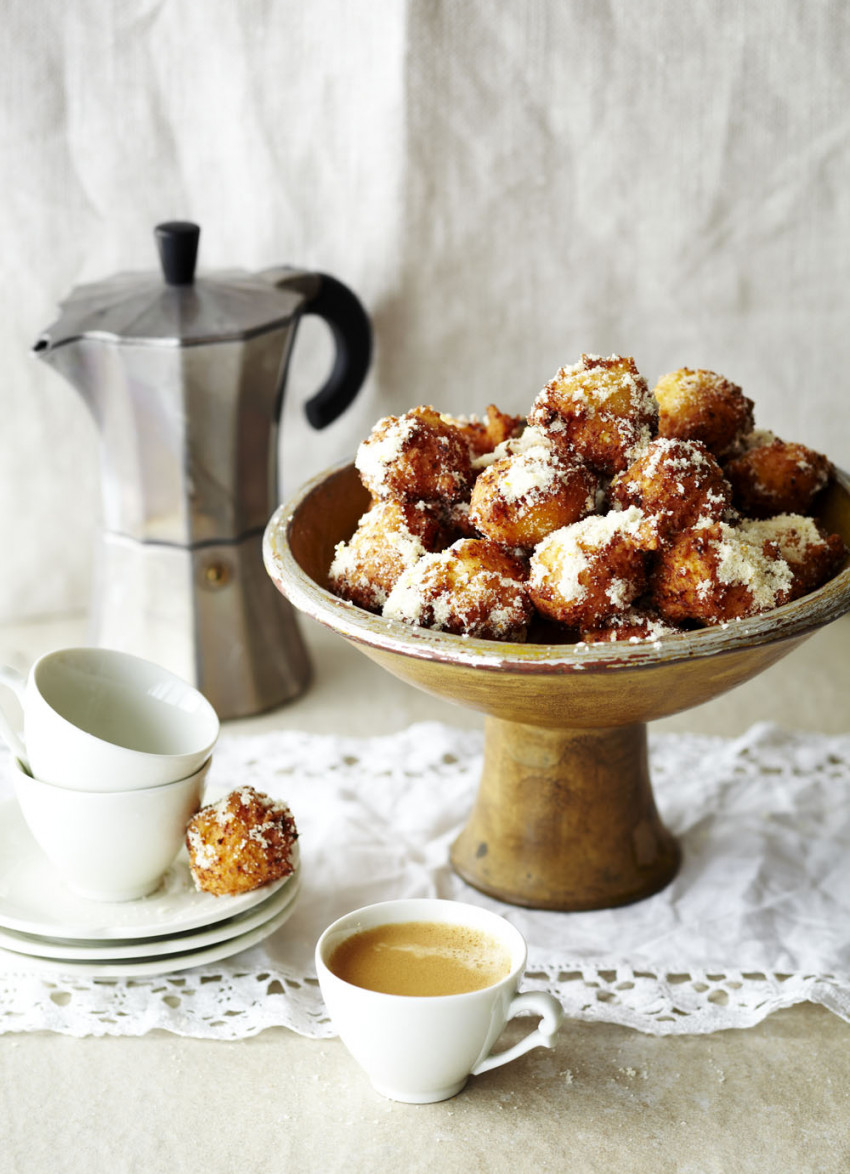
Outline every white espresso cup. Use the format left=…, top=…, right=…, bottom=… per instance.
left=0, top=647, right=219, bottom=791
left=315, top=898, right=564, bottom=1103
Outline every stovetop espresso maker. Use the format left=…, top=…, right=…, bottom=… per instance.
left=35, top=222, right=371, bottom=719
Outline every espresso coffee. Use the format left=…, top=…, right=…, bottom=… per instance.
left=327, top=919, right=512, bottom=997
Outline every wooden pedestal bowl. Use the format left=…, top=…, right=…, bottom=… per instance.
left=264, top=463, right=850, bottom=912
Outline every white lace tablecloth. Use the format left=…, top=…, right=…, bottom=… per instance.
left=1, top=721, right=850, bottom=1039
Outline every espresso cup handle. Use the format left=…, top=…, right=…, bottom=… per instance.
left=0, top=665, right=28, bottom=766
left=471, top=990, right=564, bottom=1076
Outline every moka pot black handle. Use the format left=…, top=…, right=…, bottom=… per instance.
left=270, top=269, right=373, bottom=430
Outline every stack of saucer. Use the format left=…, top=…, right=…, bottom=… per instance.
left=0, top=647, right=302, bottom=975
left=0, top=796, right=300, bottom=977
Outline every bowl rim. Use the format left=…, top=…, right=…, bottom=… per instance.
left=264, top=460, right=850, bottom=675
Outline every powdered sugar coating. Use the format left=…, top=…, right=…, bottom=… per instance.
left=331, top=358, right=842, bottom=644
left=655, top=367, right=754, bottom=458
left=739, top=514, right=847, bottom=601
left=472, top=423, right=551, bottom=470
left=383, top=538, right=532, bottom=641
left=356, top=406, right=473, bottom=503
left=609, top=437, right=732, bottom=545
left=469, top=436, right=597, bottom=551
left=580, top=607, right=681, bottom=644
left=528, top=507, right=649, bottom=628
left=529, top=354, right=658, bottom=475
left=652, top=521, right=794, bottom=624
left=186, top=786, right=298, bottom=897
left=328, top=499, right=443, bottom=611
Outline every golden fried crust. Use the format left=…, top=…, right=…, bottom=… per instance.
left=443, top=405, right=525, bottom=457
left=527, top=510, right=649, bottom=629
left=739, top=515, right=847, bottom=601
left=328, top=499, right=445, bottom=612
left=724, top=440, right=832, bottom=519
left=654, top=368, right=754, bottom=458
left=650, top=522, right=793, bottom=625
left=186, top=787, right=298, bottom=897
left=608, top=438, right=732, bottom=547
left=355, top=405, right=474, bottom=503
left=383, top=538, right=533, bottom=641
left=468, top=445, right=597, bottom=551
left=528, top=354, right=658, bottom=476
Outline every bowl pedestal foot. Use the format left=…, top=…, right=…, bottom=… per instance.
left=450, top=716, right=680, bottom=911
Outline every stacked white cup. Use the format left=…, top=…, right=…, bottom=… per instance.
left=0, top=648, right=219, bottom=902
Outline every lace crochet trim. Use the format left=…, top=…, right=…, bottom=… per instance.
left=2, top=722, right=849, bottom=1039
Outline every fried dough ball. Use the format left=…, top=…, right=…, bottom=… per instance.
left=328, top=499, right=445, bottom=612
left=739, top=515, right=846, bottom=601
left=186, top=786, right=298, bottom=896
left=527, top=508, right=649, bottom=629
left=650, top=521, right=793, bottom=625
left=442, top=405, right=525, bottom=457
left=355, top=405, right=473, bottom=504
left=529, top=354, right=658, bottom=476
left=723, top=439, right=832, bottom=519
left=609, top=438, right=732, bottom=548
left=580, top=606, right=682, bottom=644
left=383, top=538, right=533, bottom=641
left=468, top=430, right=597, bottom=551
left=654, top=368, right=754, bottom=458
left=331, top=354, right=844, bottom=643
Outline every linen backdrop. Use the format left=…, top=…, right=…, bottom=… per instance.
left=1, top=0, right=848, bottom=624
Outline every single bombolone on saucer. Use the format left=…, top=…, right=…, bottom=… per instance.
left=186, top=786, right=298, bottom=896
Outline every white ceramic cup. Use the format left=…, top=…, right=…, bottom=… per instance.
left=0, top=647, right=219, bottom=791
left=11, top=755, right=209, bottom=902
left=315, top=898, right=564, bottom=1103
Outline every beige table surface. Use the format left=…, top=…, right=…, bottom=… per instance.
left=1, top=613, right=849, bottom=1174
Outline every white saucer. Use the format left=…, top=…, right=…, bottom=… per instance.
left=0, top=797, right=294, bottom=940
left=0, top=872, right=301, bottom=961
left=0, top=882, right=301, bottom=977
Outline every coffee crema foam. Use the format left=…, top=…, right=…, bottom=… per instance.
left=327, top=920, right=512, bottom=997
